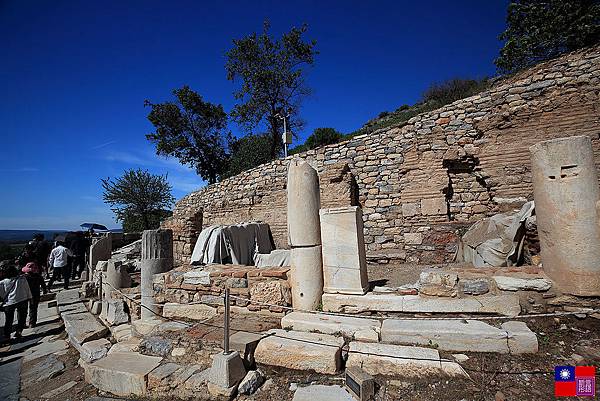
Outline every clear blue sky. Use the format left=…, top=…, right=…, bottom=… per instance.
left=0, top=0, right=508, bottom=230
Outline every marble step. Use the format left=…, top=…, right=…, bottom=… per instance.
left=280, top=311, right=380, bottom=341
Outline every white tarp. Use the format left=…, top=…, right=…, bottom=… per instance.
left=462, top=201, right=535, bottom=267
left=190, top=222, right=274, bottom=266
left=254, top=249, right=291, bottom=268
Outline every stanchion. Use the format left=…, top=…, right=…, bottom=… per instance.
left=223, top=288, right=230, bottom=355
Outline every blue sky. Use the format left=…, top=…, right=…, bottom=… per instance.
left=0, top=1, right=508, bottom=230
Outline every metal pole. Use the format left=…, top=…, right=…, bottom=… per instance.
left=223, top=288, right=230, bottom=354
left=283, top=117, right=288, bottom=158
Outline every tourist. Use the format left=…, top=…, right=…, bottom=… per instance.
left=70, top=231, right=89, bottom=280
left=47, top=241, right=73, bottom=290
left=0, top=261, right=32, bottom=342
left=32, top=234, right=51, bottom=279
left=21, top=261, right=47, bottom=327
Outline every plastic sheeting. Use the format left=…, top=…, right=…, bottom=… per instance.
left=462, top=201, right=535, bottom=267
left=254, top=249, right=291, bottom=268
left=190, top=222, right=274, bottom=266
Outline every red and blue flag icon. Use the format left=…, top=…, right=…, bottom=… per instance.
left=555, top=365, right=595, bottom=397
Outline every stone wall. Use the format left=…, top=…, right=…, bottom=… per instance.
left=164, top=45, right=600, bottom=266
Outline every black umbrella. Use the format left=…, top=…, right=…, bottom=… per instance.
left=80, top=223, right=109, bottom=231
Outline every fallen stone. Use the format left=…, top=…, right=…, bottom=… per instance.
left=148, top=362, right=180, bottom=388
left=162, top=303, right=217, bottom=320
left=419, top=270, right=458, bottom=297
left=493, top=276, right=552, bottom=292
left=90, top=301, right=102, bottom=315
left=381, top=319, right=509, bottom=353
left=111, top=323, right=133, bottom=342
left=238, top=369, right=264, bottom=395
left=184, top=368, right=211, bottom=391
left=250, top=280, right=292, bottom=306
left=23, top=339, right=69, bottom=362
left=82, top=351, right=162, bottom=396
left=346, top=342, right=467, bottom=378
left=21, top=355, right=65, bottom=387
left=501, top=321, right=539, bottom=354
left=254, top=329, right=344, bottom=374
left=40, top=380, right=77, bottom=399
left=105, top=299, right=129, bottom=326
left=63, top=311, right=109, bottom=346
left=139, top=336, right=173, bottom=357
left=453, top=354, right=469, bottom=362
left=281, top=311, right=380, bottom=340
left=322, top=293, right=521, bottom=317
left=460, top=278, right=490, bottom=295
left=81, top=338, right=112, bottom=363
left=292, top=384, right=354, bottom=401
left=108, top=337, right=141, bottom=354
left=171, top=347, right=186, bottom=357
left=59, top=300, right=88, bottom=316
left=56, top=288, right=81, bottom=306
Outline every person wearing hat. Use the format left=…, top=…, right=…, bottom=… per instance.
left=0, top=261, right=32, bottom=342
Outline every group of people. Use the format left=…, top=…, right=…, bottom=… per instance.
left=0, top=232, right=90, bottom=344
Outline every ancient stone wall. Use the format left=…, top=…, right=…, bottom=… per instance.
left=164, top=45, right=600, bottom=266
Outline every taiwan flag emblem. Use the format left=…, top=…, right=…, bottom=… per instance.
left=555, top=365, right=596, bottom=397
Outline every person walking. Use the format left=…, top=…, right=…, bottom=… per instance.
left=21, top=261, right=47, bottom=327
left=32, top=234, right=51, bottom=278
left=0, top=261, right=32, bottom=343
left=70, top=231, right=89, bottom=280
left=48, top=241, right=73, bottom=290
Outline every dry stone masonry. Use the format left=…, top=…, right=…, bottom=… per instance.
left=164, top=45, right=600, bottom=266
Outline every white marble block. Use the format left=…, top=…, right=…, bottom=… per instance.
left=320, top=206, right=368, bottom=295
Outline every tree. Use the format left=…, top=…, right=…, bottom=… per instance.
left=121, top=209, right=172, bottom=233
left=101, top=169, right=175, bottom=231
left=145, top=86, right=230, bottom=184
left=422, top=78, right=489, bottom=107
left=496, top=0, right=600, bottom=74
left=304, top=127, right=343, bottom=150
left=225, top=21, right=318, bottom=159
left=224, top=134, right=274, bottom=178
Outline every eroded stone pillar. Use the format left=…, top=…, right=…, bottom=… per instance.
left=287, top=159, right=323, bottom=310
left=141, top=229, right=173, bottom=320
left=530, top=135, right=600, bottom=296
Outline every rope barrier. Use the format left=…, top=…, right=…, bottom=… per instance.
left=100, top=281, right=595, bottom=376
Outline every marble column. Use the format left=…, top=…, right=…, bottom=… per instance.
left=530, top=135, right=600, bottom=296
left=287, top=159, right=324, bottom=310
left=140, top=229, right=173, bottom=320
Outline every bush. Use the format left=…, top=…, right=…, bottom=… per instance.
left=421, top=78, right=489, bottom=107
left=225, top=134, right=274, bottom=177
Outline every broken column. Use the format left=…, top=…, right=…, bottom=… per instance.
left=530, top=135, right=600, bottom=296
left=140, top=229, right=173, bottom=320
left=287, top=158, right=324, bottom=310
left=320, top=206, right=369, bottom=294
left=89, top=235, right=112, bottom=276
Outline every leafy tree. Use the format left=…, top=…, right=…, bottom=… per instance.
left=225, top=21, right=318, bottom=159
left=305, top=127, right=343, bottom=149
left=224, top=134, right=274, bottom=178
left=496, top=0, right=600, bottom=74
left=145, top=86, right=229, bottom=184
left=102, top=169, right=175, bottom=231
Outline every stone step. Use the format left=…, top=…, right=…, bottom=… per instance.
left=346, top=342, right=467, bottom=378
left=81, top=351, right=163, bottom=396
left=254, top=329, right=344, bottom=374
left=322, top=293, right=521, bottom=317
left=381, top=319, right=538, bottom=353
left=63, top=310, right=109, bottom=347
left=280, top=311, right=380, bottom=341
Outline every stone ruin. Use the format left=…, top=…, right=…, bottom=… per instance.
left=58, top=45, right=600, bottom=399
